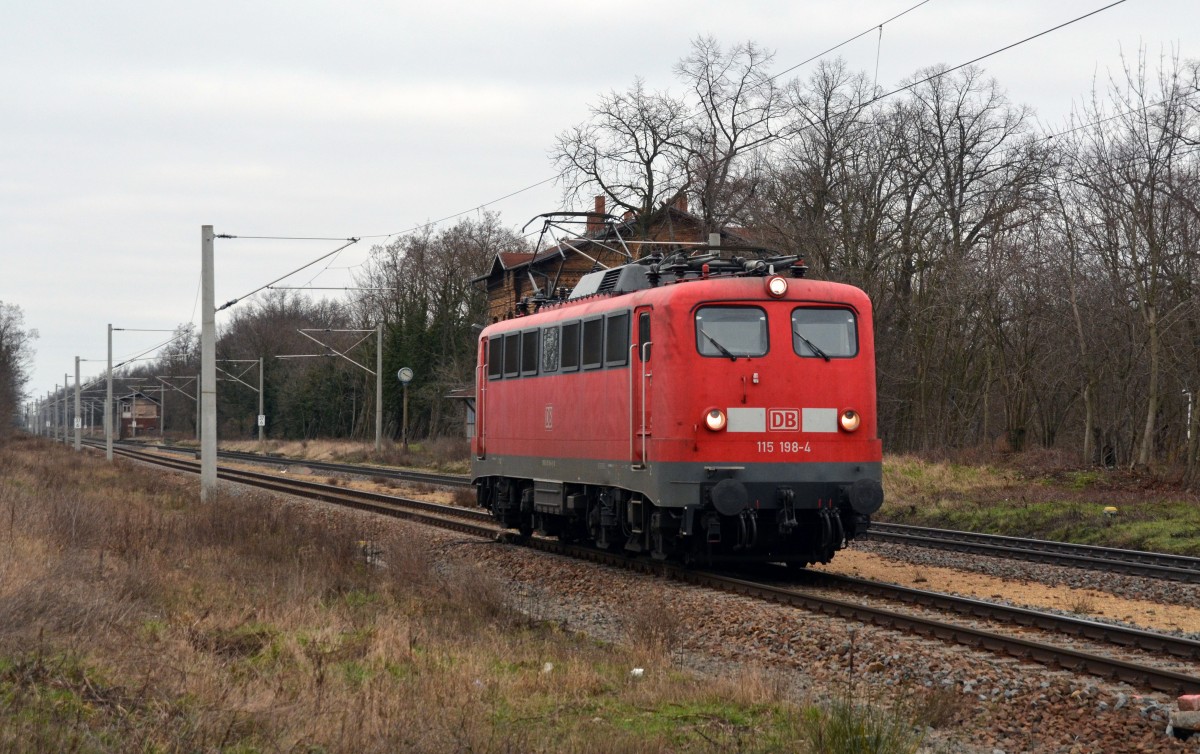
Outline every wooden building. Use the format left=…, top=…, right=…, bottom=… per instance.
left=474, top=195, right=759, bottom=323
left=117, top=391, right=160, bottom=438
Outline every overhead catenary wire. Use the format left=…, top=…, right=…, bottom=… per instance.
left=766, top=0, right=933, bottom=89
left=70, top=0, right=1137, bottom=401
left=215, top=237, right=360, bottom=312
left=239, top=1, right=1126, bottom=293
left=343, top=4, right=938, bottom=254
left=214, top=235, right=359, bottom=241
left=252, top=1, right=1135, bottom=321
left=112, top=332, right=190, bottom=371
left=770, top=0, right=1136, bottom=168
left=359, top=0, right=1114, bottom=258
left=868, top=0, right=1128, bottom=105
left=268, top=286, right=396, bottom=291
left=360, top=174, right=560, bottom=240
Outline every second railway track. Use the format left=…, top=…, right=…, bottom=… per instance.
left=867, top=521, right=1200, bottom=584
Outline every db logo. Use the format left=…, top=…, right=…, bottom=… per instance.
left=768, top=408, right=800, bottom=432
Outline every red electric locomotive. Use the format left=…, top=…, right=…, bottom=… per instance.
left=472, top=250, right=883, bottom=566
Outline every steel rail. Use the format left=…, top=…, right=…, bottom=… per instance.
left=868, top=522, right=1200, bottom=584
left=674, top=569, right=1200, bottom=695
left=105, top=446, right=493, bottom=531
left=100, top=439, right=470, bottom=488
left=98, top=443, right=1200, bottom=695
left=117, top=441, right=1200, bottom=585
left=808, top=571, right=1200, bottom=660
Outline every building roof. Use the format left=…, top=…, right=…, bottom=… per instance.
left=470, top=250, right=537, bottom=283
left=117, top=390, right=161, bottom=404
left=475, top=201, right=769, bottom=290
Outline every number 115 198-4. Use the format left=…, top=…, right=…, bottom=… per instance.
left=757, top=441, right=811, bottom=454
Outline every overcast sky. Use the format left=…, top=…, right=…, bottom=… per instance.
left=2, top=0, right=1195, bottom=407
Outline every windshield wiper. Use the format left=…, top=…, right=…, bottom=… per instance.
left=698, top=326, right=738, bottom=362
left=793, top=329, right=830, bottom=362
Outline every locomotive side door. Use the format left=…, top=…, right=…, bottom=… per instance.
left=631, top=306, right=653, bottom=467
left=477, top=336, right=497, bottom=459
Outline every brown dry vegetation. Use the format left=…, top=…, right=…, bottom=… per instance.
left=216, top=436, right=472, bottom=475
left=880, top=450, right=1200, bottom=555
left=0, top=436, right=871, bottom=753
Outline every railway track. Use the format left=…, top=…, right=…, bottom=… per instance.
left=97, top=442, right=1200, bottom=695
left=104, top=445, right=492, bottom=535
left=84, top=442, right=1200, bottom=588
left=867, top=521, right=1200, bottom=584
left=99, top=440, right=470, bottom=488
left=119, top=441, right=1200, bottom=586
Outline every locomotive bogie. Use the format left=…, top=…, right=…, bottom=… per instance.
left=475, top=470, right=875, bottom=565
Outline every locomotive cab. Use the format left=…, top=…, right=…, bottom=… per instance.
left=661, top=281, right=883, bottom=564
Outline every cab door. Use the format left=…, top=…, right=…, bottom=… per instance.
left=631, top=306, right=653, bottom=467
left=476, top=336, right=495, bottom=459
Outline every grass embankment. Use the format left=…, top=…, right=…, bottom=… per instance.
left=216, top=436, right=473, bottom=475
left=0, top=437, right=929, bottom=753
left=881, top=453, right=1200, bottom=556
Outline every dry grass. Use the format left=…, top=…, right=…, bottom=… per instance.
left=0, top=434, right=870, bottom=752
left=1068, top=594, right=1097, bottom=615
left=221, top=436, right=472, bottom=473
left=883, top=453, right=1022, bottom=508
left=879, top=453, right=1200, bottom=555
left=622, top=593, right=684, bottom=657
left=451, top=486, right=476, bottom=508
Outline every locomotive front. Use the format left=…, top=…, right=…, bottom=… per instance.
left=472, top=257, right=883, bottom=567
left=643, top=272, right=884, bottom=565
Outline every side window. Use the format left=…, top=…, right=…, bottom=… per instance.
left=638, top=312, right=651, bottom=362
left=561, top=321, right=580, bottom=372
left=503, top=333, right=520, bottom=378
left=581, top=316, right=603, bottom=369
left=604, top=311, right=630, bottom=367
left=520, top=330, right=539, bottom=376
left=487, top=336, right=503, bottom=380
left=541, top=326, right=560, bottom=373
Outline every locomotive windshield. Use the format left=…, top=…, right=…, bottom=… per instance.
left=792, top=308, right=857, bottom=358
left=695, top=307, right=768, bottom=358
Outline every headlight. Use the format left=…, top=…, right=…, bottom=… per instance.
left=765, top=275, right=788, bottom=298
left=704, top=408, right=727, bottom=431
left=840, top=409, right=861, bottom=432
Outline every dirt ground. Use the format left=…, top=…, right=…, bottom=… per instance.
left=816, top=549, right=1200, bottom=634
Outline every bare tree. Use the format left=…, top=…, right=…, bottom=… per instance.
left=0, top=301, right=36, bottom=436
left=553, top=79, right=690, bottom=237
left=888, top=66, right=1049, bottom=449
left=214, top=290, right=351, bottom=439
left=1064, top=49, right=1198, bottom=467
left=354, top=213, right=528, bottom=438
left=752, top=60, right=905, bottom=291
left=674, top=36, right=793, bottom=233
